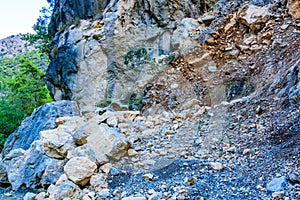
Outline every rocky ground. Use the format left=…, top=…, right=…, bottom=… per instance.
left=3, top=96, right=298, bottom=200
left=0, top=188, right=24, bottom=200
left=104, top=97, right=299, bottom=200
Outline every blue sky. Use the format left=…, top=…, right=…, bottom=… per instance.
left=0, top=0, right=49, bottom=39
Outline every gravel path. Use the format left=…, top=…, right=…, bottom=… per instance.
left=106, top=98, right=300, bottom=199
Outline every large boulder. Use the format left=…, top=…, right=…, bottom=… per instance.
left=40, top=159, right=67, bottom=189
left=3, top=141, right=63, bottom=190
left=40, top=129, right=75, bottom=159
left=85, top=125, right=130, bottom=164
left=69, top=119, right=130, bottom=164
left=238, top=5, right=270, bottom=32
left=48, top=180, right=83, bottom=200
left=64, top=157, right=97, bottom=186
left=2, top=100, right=80, bottom=156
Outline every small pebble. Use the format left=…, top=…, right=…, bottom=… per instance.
left=209, top=162, right=224, bottom=170
left=143, top=173, right=154, bottom=181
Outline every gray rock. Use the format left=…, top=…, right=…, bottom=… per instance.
left=41, top=160, right=67, bottom=189
left=208, top=66, right=217, bottom=72
left=276, top=60, right=300, bottom=101
left=288, top=172, right=300, bottom=184
left=149, top=191, right=163, bottom=200
left=250, top=0, right=272, bottom=6
left=212, top=0, right=245, bottom=17
left=266, top=176, right=287, bottom=192
left=67, top=145, right=98, bottom=164
left=84, top=124, right=130, bottom=164
left=56, top=180, right=82, bottom=200
left=46, top=46, right=79, bottom=102
left=98, top=189, right=110, bottom=198
left=225, top=49, right=240, bottom=59
left=226, top=146, right=237, bottom=153
left=3, top=149, right=25, bottom=161
left=51, top=0, right=109, bottom=30
left=23, top=192, right=36, bottom=200
left=2, top=100, right=80, bottom=156
left=172, top=18, right=199, bottom=47
left=0, top=159, right=8, bottom=185
left=122, top=196, right=147, bottom=200
left=5, top=141, right=62, bottom=190
left=64, top=157, right=97, bottom=186
left=237, top=5, right=269, bottom=32
left=229, top=96, right=250, bottom=105
left=40, top=129, right=75, bottom=159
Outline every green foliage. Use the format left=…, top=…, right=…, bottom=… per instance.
left=8, top=59, right=52, bottom=112
left=0, top=50, right=49, bottom=71
left=0, top=50, right=49, bottom=96
left=124, top=48, right=150, bottom=67
left=219, top=151, right=223, bottom=157
left=0, top=66, right=13, bottom=91
left=129, top=94, right=144, bottom=111
left=0, top=97, right=25, bottom=146
left=96, top=98, right=112, bottom=108
left=197, top=124, right=202, bottom=131
left=0, top=57, right=52, bottom=148
left=0, top=1, right=54, bottom=149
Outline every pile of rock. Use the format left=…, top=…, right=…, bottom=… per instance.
left=0, top=96, right=221, bottom=199
left=1, top=110, right=139, bottom=198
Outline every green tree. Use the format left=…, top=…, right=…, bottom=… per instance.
left=8, top=59, right=52, bottom=113
left=0, top=59, right=52, bottom=148
left=0, top=1, right=55, bottom=149
left=0, top=97, right=25, bottom=146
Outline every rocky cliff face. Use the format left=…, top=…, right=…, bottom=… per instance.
left=46, top=0, right=299, bottom=114
left=1, top=0, right=299, bottom=199
left=46, top=0, right=217, bottom=112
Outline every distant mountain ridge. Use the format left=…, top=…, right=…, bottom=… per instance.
left=0, top=35, right=49, bottom=72
left=0, top=35, right=34, bottom=59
